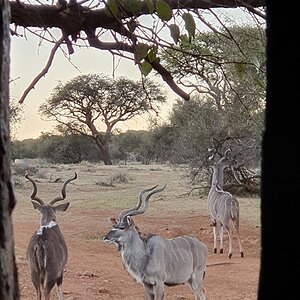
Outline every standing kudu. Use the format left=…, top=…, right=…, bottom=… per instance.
left=25, top=172, right=77, bottom=300
left=207, top=148, right=244, bottom=258
left=103, top=185, right=208, bottom=300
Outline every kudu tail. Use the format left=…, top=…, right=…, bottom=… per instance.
left=32, top=243, right=46, bottom=286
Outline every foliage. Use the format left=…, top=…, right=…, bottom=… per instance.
left=96, top=171, right=132, bottom=187
left=11, top=134, right=100, bottom=164
left=39, top=74, right=166, bottom=164
left=10, top=1, right=265, bottom=103
left=162, top=25, right=266, bottom=111
left=139, top=124, right=174, bottom=164
left=165, top=97, right=262, bottom=190
left=11, top=163, right=39, bottom=177
left=158, top=26, right=265, bottom=185
left=110, top=130, right=147, bottom=163
left=11, top=138, right=41, bottom=159
left=9, top=98, right=24, bottom=140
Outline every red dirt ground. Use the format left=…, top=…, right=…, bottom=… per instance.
left=14, top=207, right=260, bottom=300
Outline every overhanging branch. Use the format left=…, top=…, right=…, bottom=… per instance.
left=18, top=36, right=64, bottom=104
left=9, top=1, right=266, bottom=30
left=87, top=33, right=190, bottom=100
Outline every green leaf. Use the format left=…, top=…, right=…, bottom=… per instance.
left=148, top=48, right=157, bottom=63
left=182, top=12, right=196, bottom=40
left=250, top=55, right=260, bottom=73
left=169, top=24, right=180, bottom=44
left=127, top=19, right=137, bottom=33
left=235, top=62, right=247, bottom=79
left=156, top=0, right=172, bottom=21
left=254, top=77, right=265, bottom=88
left=135, top=43, right=150, bottom=62
left=145, top=0, right=155, bottom=13
left=199, top=46, right=212, bottom=56
left=179, top=34, right=190, bottom=46
left=122, top=0, right=143, bottom=15
left=104, top=0, right=120, bottom=18
left=139, top=61, right=153, bottom=76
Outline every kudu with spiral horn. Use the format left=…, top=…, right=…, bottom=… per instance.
left=103, top=185, right=208, bottom=300
left=25, top=172, right=77, bottom=300
left=207, top=148, right=244, bottom=258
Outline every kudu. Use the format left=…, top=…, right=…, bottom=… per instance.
left=25, top=172, right=77, bottom=300
left=207, top=148, right=244, bottom=258
left=103, top=185, right=208, bottom=300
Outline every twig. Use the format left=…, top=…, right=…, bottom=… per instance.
left=179, top=185, right=210, bottom=197
left=18, top=36, right=64, bottom=104
left=207, top=262, right=236, bottom=267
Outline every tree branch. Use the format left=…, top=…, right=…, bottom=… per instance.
left=147, top=58, right=191, bottom=101
left=12, top=0, right=265, bottom=103
left=9, top=1, right=266, bottom=30
left=18, top=36, right=64, bottom=104
left=87, top=33, right=190, bottom=100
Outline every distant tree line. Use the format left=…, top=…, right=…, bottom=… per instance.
left=11, top=129, right=170, bottom=165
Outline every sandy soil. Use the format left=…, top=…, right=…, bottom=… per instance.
left=12, top=163, right=261, bottom=299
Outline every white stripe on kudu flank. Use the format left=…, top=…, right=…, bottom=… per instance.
left=103, top=184, right=208, bottom=300
left=207, top=148, right=244, bottom=259
left=25, top=172, right=77, bottom=300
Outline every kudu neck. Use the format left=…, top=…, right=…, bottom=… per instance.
left=122, top=227, right=147, bottom=253
left=211, top=164, right=226, bottom=188
left=121, top=227, right=148, bottom=279
left=36, top=220, right=57, bottom=235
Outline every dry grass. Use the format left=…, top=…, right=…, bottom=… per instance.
left=12, top=161, right=261, bottom=300
left=12, top=161, right=260, bottom=226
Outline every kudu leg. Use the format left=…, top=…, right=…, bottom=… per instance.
left=35, top=288, right=42, bottom=300
left=56, top=283, right=64, bottom=300
left=44, top=279, right=56, bottom=300
left=153, top=281, right=164, bottom=299
left=30, top=271, right=41, bottom=300
left=187, top=272, right=206, bottom=300
left=225, top=228, right=233, bottom=259
left=212, top=224, right=217, bottom=253
left=234, top=225, right=244, bottom=257
left=219, top=225, right=224, bottom=254
left=55, top=273, right=64, bottom=300
left=143, top=283, right=155, bottom=300
left=194, top=289, right=206, bottom=300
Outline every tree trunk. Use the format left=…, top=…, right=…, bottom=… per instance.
left=0, top=1, right=20, bottom=298
left=93, top=135, right=112, bottom=165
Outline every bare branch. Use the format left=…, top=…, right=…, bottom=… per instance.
left=86, top=33, right=191, bottom=101
left=146, top=59, right=191, bottom=101
left=19, top=36, right=64, bottom=104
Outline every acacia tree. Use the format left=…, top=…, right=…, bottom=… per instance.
left=161, top=26, right=265, bottom=188
left=39, top=73, right=166, bottom=164
left=162, top=25, right=266, bottom=113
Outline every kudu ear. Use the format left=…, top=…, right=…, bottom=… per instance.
left=109, top=218, right=117, bottom=226
left=54, top=202, right=70, bottom=212
left=126, top=216, right=134, bottom=227
left=31, top=200, right=42, bottom=211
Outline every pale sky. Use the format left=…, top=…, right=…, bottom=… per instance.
left=10, top=32, right=176, bottom=141
left=9, top=7, right=258, bottom=141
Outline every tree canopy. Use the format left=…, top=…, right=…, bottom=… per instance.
left=39, top=73, right=166, bottom=164
left=161, top=25, right=265, bottom=177
left=9, top=0, right=266, bottom=103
